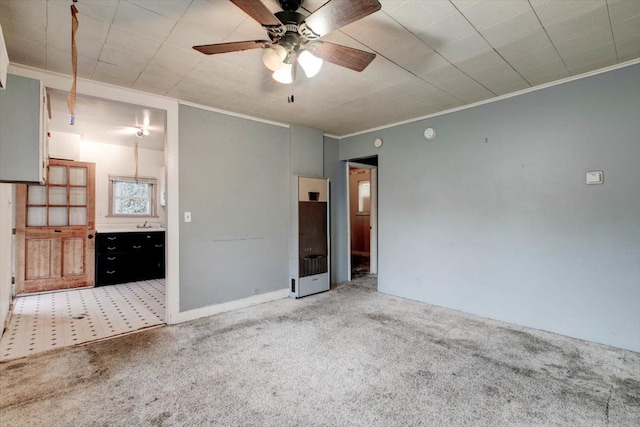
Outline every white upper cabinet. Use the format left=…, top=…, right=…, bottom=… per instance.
left=0, top=74, right=47, bottom=184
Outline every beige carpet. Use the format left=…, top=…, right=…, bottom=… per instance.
left=1, top=282, right=639, bottom=426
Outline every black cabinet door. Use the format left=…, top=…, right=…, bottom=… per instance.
left=95, top=231, right=165, bottom=285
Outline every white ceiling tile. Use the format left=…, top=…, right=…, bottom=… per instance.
left=224, top=16, right=270, bottom=43
left=607, top=0, right=640, bottom=24
left=568, top=56, right=618, bottom=75
left=422, top=64, right=468, bottom=85
left=153, top=43, right=203, bottom=73
left=0, top=9, right=45, bottom=44
left=180, top=0, right=248, bottom=40
left=377, top=34, right=434, bottom=64
left=74, top=0, right=119, bottom=23
left=379, top=0, right=410, bottom=13
left=506, top=46, right=564, bottom=72
left=480, top=11, right=544, bottom=48
left=415, top=9, right=477, bottom=48
left=437, top=33, right=492, bottom=64
left=47, top=2, right=111, bottom=44
left=105, top=25, right=163, bottom=57
left=455, top=49, right=505, bottom=74
left=46, top=27, right=104, bottom=60
left=612, top=15, right=640, bottom=40
left=126, top=0, right=191, bottom=21
left=543, top=5, right=611, bottom=43
left=457, top=0, right=532, bottom=30
left=404, top=51, right=452, bottom=75
left=439, top=77, right=495, bottom=102
left=166, top=22, right=223, bottom=51
left=563, top=44, right=617, bottom=70
left=554, top=26, right=614, bottom=58
left=518, top=60, right=570, bottom=83
left=132, top=70, right=182, bottom=95
left=99, top=46, right=151, bottom=73
left=482, top=75, right=530, bottom=96
left=384, top=0, right=458, bottom=33
left=113, top=1, right=177, bottom=41
left=92, top=61, right=141, bottom=87
left=46, top=47, right=97, bottom=79
left=4, top=34, right=45, bottom=68
left=2, top=0, right=46, bottom=26
left=468, top=61, right=521, bottom=83
left=533, top=1, right=607, bottom=26
left=347, top=13, right=413, bottom=52
left=495, top=30, right=555, bottom=62
left=615, top=33, right=640, bottom=61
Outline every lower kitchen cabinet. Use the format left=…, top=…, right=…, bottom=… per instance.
left=95, top=231, right=165, bottom=286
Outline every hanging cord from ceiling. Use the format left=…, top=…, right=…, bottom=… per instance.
left=134, top=141, right=140, bottom=182
left=67, top=0, right=79, bottom=125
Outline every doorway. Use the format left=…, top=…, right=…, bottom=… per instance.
left=346, top=157, right=378, bottom=288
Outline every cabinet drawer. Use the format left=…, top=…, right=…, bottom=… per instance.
left=97, top=234, right=127, bottom=253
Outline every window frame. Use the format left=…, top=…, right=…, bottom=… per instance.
left=108, top=175, right=158, bottom=218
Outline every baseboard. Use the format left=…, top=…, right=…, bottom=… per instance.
left=169, top=288, right=289, bottom=324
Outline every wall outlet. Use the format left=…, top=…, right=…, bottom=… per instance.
left=184, top=211, right=191, bottom=222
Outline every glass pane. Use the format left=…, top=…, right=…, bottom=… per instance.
left=49, top=207, right=67, bottom=226
left=27, top=186, right=46, bottom=205
left=115, top=198, right=150, bottom=215
left=49, top=187, right=67, bottom=205
left=69, top=207, right=87, bottom=225
left=115, top=181, right=148, bottom=197
left=69, top=167, right=87, bottom=186
left=27, top=207, right=47, bottom=227
left=70, top=187, right=86, bottom=206
left=49, top=166, right=67, bottom=185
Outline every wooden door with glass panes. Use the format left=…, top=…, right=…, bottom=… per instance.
left=15, top=160, right=96, bottom=294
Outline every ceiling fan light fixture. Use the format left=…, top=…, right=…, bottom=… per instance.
left=298, top=50, right=323, bottom=78
left=262, top=45, right=287, bottom=71
left=273, top=63, right=294, bottom=84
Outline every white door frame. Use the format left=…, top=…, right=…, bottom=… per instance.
left=346, top=161, right=378, bottom=281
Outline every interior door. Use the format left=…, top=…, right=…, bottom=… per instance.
left=15, top=160, right=96, bottom=294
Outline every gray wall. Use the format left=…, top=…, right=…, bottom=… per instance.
left=290, top=124, right=323, bottom=177
left=179, top=105, right=290, bottom=311
left=338, top=64, right=640, bottom=351
left=324, top=136, right=348, bottom=284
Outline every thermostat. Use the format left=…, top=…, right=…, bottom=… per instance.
left=374, top=138, right=383, bottom=148
left=586, top=171, right=603, bottom=185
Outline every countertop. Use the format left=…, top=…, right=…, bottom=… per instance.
left=96, top=227, right=165, bottom=233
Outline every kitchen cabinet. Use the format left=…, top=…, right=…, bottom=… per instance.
left=95, top=231, right=165, bottom=286
left=0, top=74, right=47, bottom=183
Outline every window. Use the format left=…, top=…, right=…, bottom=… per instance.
left=109, top=175, right=157, bottom=217
left=357, top=180, right=370, bottom=214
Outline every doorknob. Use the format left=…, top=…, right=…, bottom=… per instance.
left=87, top=234, right=94, bottom=239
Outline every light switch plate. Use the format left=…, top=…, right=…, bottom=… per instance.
left=184, top=211, right=192, bottom=222
left=586, top=171, right=603, bottom=185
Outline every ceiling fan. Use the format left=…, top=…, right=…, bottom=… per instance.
left=193, top=0, right=382, bottom=84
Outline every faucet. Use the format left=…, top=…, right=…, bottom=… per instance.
left=137, top=220, right=150, bottom=229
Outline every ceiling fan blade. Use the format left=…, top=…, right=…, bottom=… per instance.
left=306, top=42, right=376, bottom=72
left=303, top=0, right=381, bottom=38
left=193, top=40, right=270, bottom=55
left=230, top=0, right=282, bottom=27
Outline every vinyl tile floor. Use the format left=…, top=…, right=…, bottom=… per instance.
left=0, top=279, right=165, bottom=361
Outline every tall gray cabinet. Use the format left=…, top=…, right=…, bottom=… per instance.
left=0, top=74, right=47, bottom=183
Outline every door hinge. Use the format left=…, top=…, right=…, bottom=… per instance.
left=11, top=277, right=15, bottom=284
left=12, top=228, right=16, bottom=235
